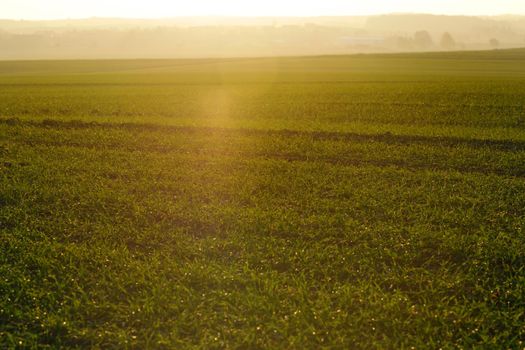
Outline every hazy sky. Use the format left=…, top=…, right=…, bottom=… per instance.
left=2, top=0, right=525, bottom=19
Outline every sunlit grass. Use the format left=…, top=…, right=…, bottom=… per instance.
left=1, top=50, right=524, bottom=348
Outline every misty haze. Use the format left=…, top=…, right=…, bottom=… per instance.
left=1, top=14, right=525, bottom=59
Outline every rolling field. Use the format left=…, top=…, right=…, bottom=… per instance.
left=1, top=50, right=525, bottom=348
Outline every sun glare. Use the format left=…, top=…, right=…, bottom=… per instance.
left=1, top=0, right=524, bottom=19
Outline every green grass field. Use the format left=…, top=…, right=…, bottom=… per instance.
left=1, top=49, right=525, bottom=349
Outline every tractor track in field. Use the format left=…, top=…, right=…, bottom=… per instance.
left=2, top=117, right=525, bottom=152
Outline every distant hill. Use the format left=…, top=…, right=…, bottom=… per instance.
left=365, top=14, right=525, bottom=43
left=0, top=14, right=523, bottom=59
left=366, top=14, right=493, bottom=33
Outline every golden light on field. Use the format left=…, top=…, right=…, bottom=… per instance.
left=1, top=0, right=524, bottom=19
left=201, top=88, right=233, bottom=125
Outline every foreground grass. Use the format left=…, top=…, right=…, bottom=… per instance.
left=1, top=50, right=525, bottom=348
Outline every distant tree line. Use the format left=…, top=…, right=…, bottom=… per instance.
left=0, top=23, right=519, bottom=59
left=389, top=30, right=507, bottom=52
